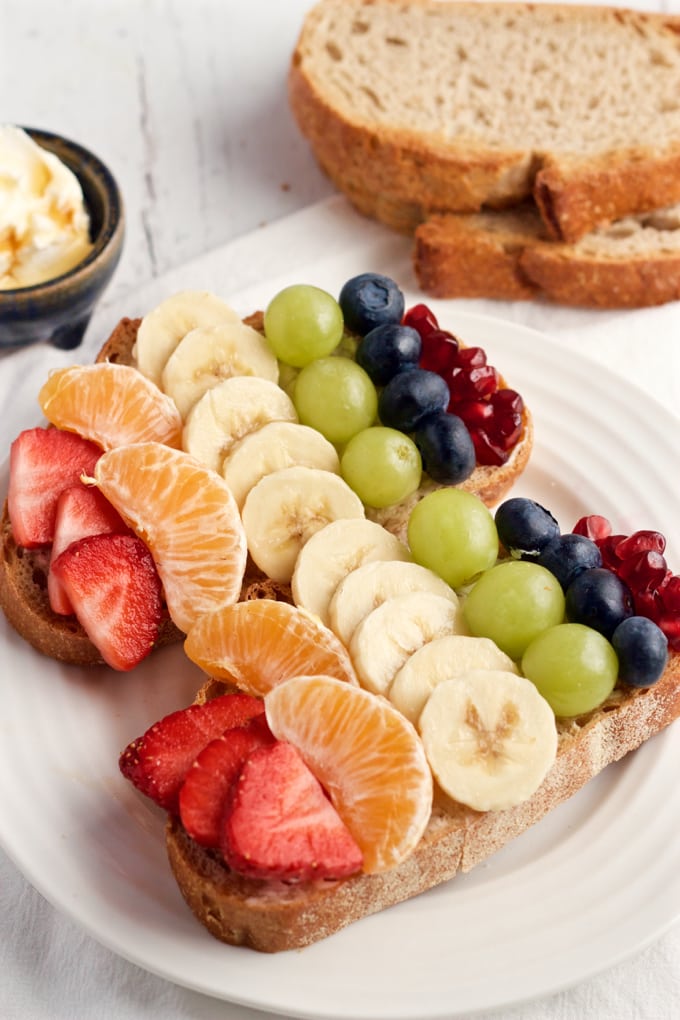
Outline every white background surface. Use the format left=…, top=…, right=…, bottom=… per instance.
left=1, top=1, right=679, bottom=1018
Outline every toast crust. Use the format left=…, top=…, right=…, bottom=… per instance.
left=166, top=652, right=680, bottom=952
left=290, top=1, right=680, bottom=241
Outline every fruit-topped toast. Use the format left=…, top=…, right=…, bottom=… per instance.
left=1, top=273, right=679, bottom=954
left=0, top=274, right=531, bottom=667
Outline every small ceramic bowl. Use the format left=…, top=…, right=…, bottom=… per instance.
left=0, top=127, right=124, bottom=350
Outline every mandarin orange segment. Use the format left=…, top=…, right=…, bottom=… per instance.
left=39, top=363, right=183, bottom=450
left=93, top=442, right=247, bottom=633
left=184, top=600, right=358, bottom=696
left=264, top=675, right=433, bottom=874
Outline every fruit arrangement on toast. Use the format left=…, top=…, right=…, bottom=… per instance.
left=1, top=273, right=679, bottom=953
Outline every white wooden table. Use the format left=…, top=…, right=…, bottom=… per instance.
left=1, top=2, right=678, bottom=1019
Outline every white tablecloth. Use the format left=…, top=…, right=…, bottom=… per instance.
left=1, top=2, right=679, bottom=1018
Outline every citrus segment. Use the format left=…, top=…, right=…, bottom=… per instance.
left=184, top=600, right=358, bottom=695
left=93, top=442, right=246, bottom=632
left=264, top=675, right=433, bottom=874
left=39, top=363, right=183, bottom=450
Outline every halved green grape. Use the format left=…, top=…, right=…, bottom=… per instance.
left=264, top=285, right=344, bottom=368
left=407, top=489, right=498, bottom=590
left=522, top=623, right=619, bottom=717
left=293, top=357, right=378, bottom=445
left=463, top=560, right=565, bottom=660
left=340, top=427, right=422, bottom=508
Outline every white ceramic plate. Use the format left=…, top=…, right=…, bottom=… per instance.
left=1, top=289, right=679, bottom=1020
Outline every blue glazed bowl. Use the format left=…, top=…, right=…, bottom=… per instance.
left=0, top=127, right=124, bottom=350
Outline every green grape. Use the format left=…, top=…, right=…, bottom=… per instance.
left=293, top=356, right=378, bottom=444
left=407, top=489, right=498, bottom=590
left=522, top=623, right=618, bottom=717
left=463, top=560, right=565, bottom=661
left=264, top=285, right=344, bottom=367
left=341, top=427, right=422, bottom=508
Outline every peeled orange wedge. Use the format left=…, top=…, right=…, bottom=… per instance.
left=184, top=600, right=358, bottom=696
left=265, top=675, right=433, bottom=874
left=39, top=363, right=183, bottom=450
left=93, top=442, right=247, bottom=632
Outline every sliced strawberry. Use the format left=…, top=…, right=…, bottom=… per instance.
left=48, top=483, right=130, bottom=615
left=119, top=692, right=265, bottom=812
left=8, top=427, right=102, bottom=547
left=179, top=716, right=275, bottom=848
left=222, top=741, right=363, bottom=881
left=50, top=532, right=163, bottom=671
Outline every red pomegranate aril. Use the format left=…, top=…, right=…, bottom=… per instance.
left=420, top=330, right=460, bottom=374
left=494, top=413, right=523, bottom=450
left=618, top=551, right=669, bottom=595
left=596, top=534, right=628, bottom=570
left=456, top=346, right=487, bottom=370
left=634, top=589, right=662, bottom=622
left=614, top=530, right=666, bottom=558
left=491, top=388, right=524, bottom=416
left=471, top=427, right=509, bottom=466
left=448, top=365, right=499, bottom=403
left=659, top=574, right=680, bottom=612
left=573, top=515, right=612, bottom=541
left=657, top=613, right=680, bottom=652
left=403, top=303, right=440, bottom=339
left=455, top=400, right=494, bottom=427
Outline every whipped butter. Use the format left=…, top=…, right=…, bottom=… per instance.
left=0, top=125, right=93, bottom=289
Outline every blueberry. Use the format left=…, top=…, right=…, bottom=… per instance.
left=356, top=323, right=421, bottom=385
left=565, top=567, right=635, bottom=639
left=611, top=616, right=669, bottom=688
left=494, top=497, right=560, bottom=558
left=536, top=533, right=602, bottom=590
left=339, top=273, right=405, bottom=335
left=414, top=411, right=476, bottom=485
left=378, top=369, right=450, bottom=433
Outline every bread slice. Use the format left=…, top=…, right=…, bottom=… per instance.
left=165, top=655, right=680, bottom=952
left=289, top=0, right=680, bottom=242
left=413, top=202, right=680, bottom=307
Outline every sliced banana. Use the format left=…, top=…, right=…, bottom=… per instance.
left=134, top=290, right=240, bottom=387
left=329, top=559, right=457, bottom=648
left=161, top=321, right=279, bottom=419
left=242, top=465, right=365, bottom=584
left=419, top=670, right=557, bottom=812
left=349, top=591, right=466, bottom=696
left=389, top=635, right=518, bottom=724
left=291, top=518, right=411, bottom=626
left=222, top=421, right=340, bottom=511
left=182, top=376, right=297, bottom=473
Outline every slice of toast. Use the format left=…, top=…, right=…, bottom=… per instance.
left=0, top=308, right=532, bottom=663
left=413, top=203, right=680, bottom=307
left=289, top=0, right=680, bottom=242
left=165, top=656, right=680, bottom=952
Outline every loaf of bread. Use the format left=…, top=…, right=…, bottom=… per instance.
left=289, top=0, right=680, bottom=242
left=166, top=656, right=680, bottom=952
left=414, top=202, right=680, bottom=306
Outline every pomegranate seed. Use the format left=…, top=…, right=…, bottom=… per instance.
left=471, top=427, right=509, bottom=466
left=455, top=400, right=494, bottom=427
left=657, top=613, right=680, bottom=651
left=491, top=389, right=524, bottom=416
left=595, top=534, right=628, bottom=570
left=456, top=346, right=487, bottom=370
left=420, top=330, right=460, bottom=373
left=403, top=303, right=439, bottom=339
left=448, top=365, right=499, bottom=403
left=633, top=589, right=663, bottom=622
left=615, top=530, right=666, bottom=558
left=659, top=574, right=680, bottom=612
left=573, top=515, right=612, bottom=541
left=618, top=551, right=669, bottom=594
left=492, top=412, right=523, bottom=450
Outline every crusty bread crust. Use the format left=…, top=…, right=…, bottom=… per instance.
left=290, top=1, right=680, bottom=242
left=166, top=652, right=680, bottom=952
left=414, top=205, right=680, bottom=307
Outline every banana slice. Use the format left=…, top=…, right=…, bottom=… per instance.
left=349, top=591, right=466, bottom=696
left=329, top=559, right=457, bottom=647
left=182, top=376, right=297, bottom=473
left=419, top=670, right=557, bottom=812
left=389, top=635, right=518, bottom=724
left=242, top=465, right=365, bottom=584
left=161, top=321, right=279, bottom=419
left=134, top=290, right=240, bottom=387
left=222, top=421, right=340, bottom=510
left=291, top=518, right=411, bottom=626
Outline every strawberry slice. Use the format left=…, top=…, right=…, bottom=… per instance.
left=48, top=483, right=130, bottom=615
left=50, top=532, right=163, bottom=671
left=119, top=692, right=265, bottom=812
left=8, top=427, right=101, bottom=547
left=222, top=741, right=364, bottom=881
left=179, top=716, right=275, bottom=848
